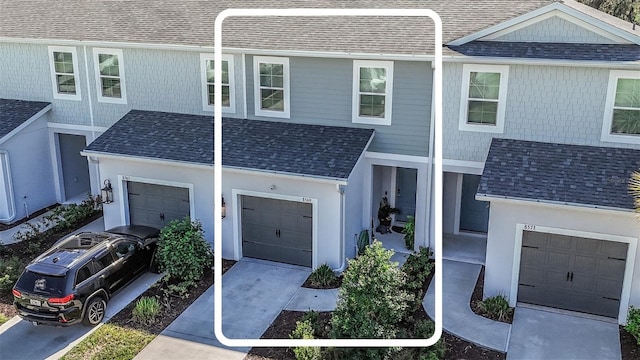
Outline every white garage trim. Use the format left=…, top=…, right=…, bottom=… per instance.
left=510, top=223, right=637, bottom=323
left=231, top=189, right=318, bottom=268
left=116, top=175, right=195, bottom=225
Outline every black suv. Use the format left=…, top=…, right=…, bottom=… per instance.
left=12, top=225, right=159, bottom=327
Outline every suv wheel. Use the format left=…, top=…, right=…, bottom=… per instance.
left=82, top=296, right=106, bottom=326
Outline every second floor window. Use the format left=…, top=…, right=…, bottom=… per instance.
left=602, top=70, right=640, bottom=143
left=93, top=48, right=127, bottom=104
left=48, top=46, right=81, bottom=100
left=459, top=64, right=509, bottom=133
left=352, top=60, right=393, bottom=125
left=200, top=53, right=235, bottom=112
left=253, top=56, right=290, bottom=118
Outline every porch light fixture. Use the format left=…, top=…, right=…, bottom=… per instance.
left=221, top=196, right=226, bottom=219
left=100, top=179, right=113, bottom=204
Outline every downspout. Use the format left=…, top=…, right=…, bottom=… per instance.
left=424, top=61, right=437, bottom=249
left=0, top=150, right=16, bottom=223
left=83, top=45, right=101, bottom=196
left=333, top=184, right=348, bottom=273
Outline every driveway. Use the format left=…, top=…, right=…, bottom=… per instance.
left=135, top=258, right=311, bottom=359
left=507, top=307, right=621, bottom=360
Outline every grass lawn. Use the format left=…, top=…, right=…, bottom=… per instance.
left=0, top=312, right=9, bottom=326
left=61, top=323, right=155, bottom=360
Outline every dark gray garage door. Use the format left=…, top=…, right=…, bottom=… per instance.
left=518, top=231, right=627, bottom=318
left=128, top=182, right=190, bottom=229
left=241, top=196, right=312, bottom=267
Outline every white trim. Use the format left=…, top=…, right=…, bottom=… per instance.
left=0, top=104, right=52, bottom=144
left=448, top=3, right=639, bottom=46
left=364, top=151, right=430, bottom=164
left=117, top=175, right=196, bottom=226
left=200, top=53, right=235, bottom=113
left=0, top=151, right=16, bottom=223
left=223, top=166, right=347, bottom=185
left=510, top=224, right=637, bottom=324
left=253, top=56, right=290, bottom=118
left=444, top=55, right=640, bottom=69
left=459, top=64, right=509, bottom=133
left=352, top=60, right=394, bottom=126
left=92, top=48, right=127, bottom=104
left=478, top=195, right=635, bottom=217
left=481, top=10, right=631, bottom=44
left=47, top=46, right=82, bottom=101
left=441, top=159, right=485, bottom=175
left=241, top=53, right=248, bottom=118
left=231, top=189, right=318, bottom=268
left=601, top=70, right=640, bottom=144
left=81, top=151, right=213, bottom=170
left=47, top=122, right=107, bottom=133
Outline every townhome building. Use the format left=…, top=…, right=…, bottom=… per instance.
left=1, top=0, right=639, bottom=325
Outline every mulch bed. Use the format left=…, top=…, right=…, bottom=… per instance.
left=0, top=204, right=60, bottom=231
left=470, top=266, right=513, bottom=324
left=109, top=259, right=235, bottom=334
left=621, top=326, right=639, bottom=360
left=301, top=275, right=342, bottom=289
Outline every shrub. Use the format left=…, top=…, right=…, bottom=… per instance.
left=46, top=194, right=100, bottom=231
left=309, top=263, right=337, bottom=287
left=403, top=216, right=415, bottom=250
left=625, top=305, right=640, bottom=345
left=290, top=319, right=321, bottom=360
left=396, top=319, right=446, bottom=360
left=156, top=218, right=212, bottom=286
left=477, top=294, right=513, bottom=322
left=330, top=241, right=413, bottom=359
left=12, top=222, right=46, bottom=256
left=0, top=256, right=24, bottom=293
left=132, top=296, right=161, bottom=325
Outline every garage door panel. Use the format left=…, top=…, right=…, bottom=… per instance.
left=544, top=269, right=571, bottom=289
left=242, top=241, right=311, bottom=267
left=520, top=247, right=544, bottom=266
left=601, top=242, right=628, bottom=259
left=128, top=182, right=190, bottom=229
left=519, top=266, right=543, bottom=285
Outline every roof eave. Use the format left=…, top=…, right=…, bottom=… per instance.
left=0, top=103, right=52, bottom=144
left=476, top=193, right=634, bottom=213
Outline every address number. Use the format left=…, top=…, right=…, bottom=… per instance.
left=523, top=224, right=536, bottom=231
left=302, top=197, right=313, bottom=203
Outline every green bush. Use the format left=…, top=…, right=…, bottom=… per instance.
left=309, top=263, right=337, bottom=287
left=290, top=319, right=321, bottom=360
left=132, top=296, right=161, bottom=325
left=157, top=218, right=212, bottom=286
left=330, top=241, right=413, bottom=359
left=403, top=216, right=415, bottom=250
left=625, top=305, right=640, bottom=345
left=395, top=319, right=446, bottom=360
left=477, top=294, right=513, bottom=322
left=46, top=194, right=100, bottom=231
left=0, top=256, right=24, bottom=293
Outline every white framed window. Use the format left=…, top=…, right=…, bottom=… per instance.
left=352, top=60, right=393, bottom=125
left=253, top=56, right=290, bottom=118
left=601, top=70, right=640, bottom=144
left=92, top=48, right=127, bottom=104
left=47, top=46, right=81, bottom=101
left=200, top=53, right=235, bottom=113
left=459, top=64, right=509, bottom=133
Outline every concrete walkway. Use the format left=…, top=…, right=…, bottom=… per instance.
left=285, top=287, right=339, bottom=312
left=0, top=210, right=57, bottom=245
left=423, top=259, right=511, bottom=352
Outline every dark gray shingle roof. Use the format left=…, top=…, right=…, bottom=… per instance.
left=0, top=98, right=51, bottom=140
left=478, top=138, right=640, bottom=210
left=84, top=110, right=374, bottom=180
left=448, top=41, right=640, bottom=61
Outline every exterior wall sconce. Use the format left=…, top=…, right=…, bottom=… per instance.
left=101, top=179, right=113, bottom=204
left=221, top=196, right=226, bottom=219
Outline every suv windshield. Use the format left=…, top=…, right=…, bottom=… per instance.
left=15, top=271, right=67, bottom=296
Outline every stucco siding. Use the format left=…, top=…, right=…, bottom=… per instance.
left=246, top=55, right=432, bottom=157
left=444, top=62, right=639, bottom=162
left=487, top=16, right=616, bottom=43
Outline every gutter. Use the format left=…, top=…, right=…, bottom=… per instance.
left=0, top=151, right=16, bottom=223
left=424, top=61, right=437, bottom=250
left=333, top=184, right=348, bottom=273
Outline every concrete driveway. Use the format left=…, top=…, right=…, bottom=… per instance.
left=507, top=307, right=621, bottom=360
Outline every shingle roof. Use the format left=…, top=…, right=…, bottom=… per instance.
left=0, top=98, right=51, bottom=140
left=448, top=41, right=640, bottom=61
left=0, top=0, right=552, bottom=55
left=478, top=138, right=640, bottom=210
left=84, top=110, right=374, bottom=180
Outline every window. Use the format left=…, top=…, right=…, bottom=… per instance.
left=253, top=56, right=290, bottom=118
left=459, top=64, right=509, bottom=133
left=93, top=48, right=127, bottom=104
left=75, top=265, right=92, bottom=287
left=200, top=53, right=235, bottom=112
left=94, top=252, right=115, bottom=271
left=352, top=60, right=393, bottom=125
left=48, top=46, right=81, bottom=100
left=602, top=70, right=640, bottom=144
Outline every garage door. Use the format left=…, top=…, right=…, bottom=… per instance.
left=241, top=196, right=312, bottom=267
left=128, top=182, right=190, bottom=229
left=518, top=231, right=627, bottom=318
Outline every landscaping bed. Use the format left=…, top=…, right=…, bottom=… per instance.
left=621, top=325, right=639, bottom=360
left=0, top=204, right=59, bottom=231
left=470, top=266, right=514, bottom=324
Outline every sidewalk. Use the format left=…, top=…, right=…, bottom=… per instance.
left=0, top=210, right=56, bottom=245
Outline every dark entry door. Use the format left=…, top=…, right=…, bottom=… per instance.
left=58, top=134, right=90, bottom=201
left=460, top=174, right=489, bottom=233
left=395, top=168, right=417, bottom=222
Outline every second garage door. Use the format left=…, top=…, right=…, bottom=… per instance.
left=128, top=182, right=190, bottom=229
left=241, top=196, right=312, bottom=267
left=518, top=231, right=627, bottom=318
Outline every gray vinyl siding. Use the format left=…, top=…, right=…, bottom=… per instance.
left=487, top=16, right=616, bottom=44
left=0, top=42, right=90, bottom=125
left=246, top=55, right=432, bottom=157
left=444, top=62, right=640, bottom=163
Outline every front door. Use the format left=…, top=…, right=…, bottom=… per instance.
left=395, top=167, right=417, bottom=222
left=459, top=174, right=489, bottom=233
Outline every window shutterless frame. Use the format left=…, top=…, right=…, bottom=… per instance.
left=253, top=56, right=290, bottom=118
left=352, top=60, right=394, bottom=125
left=458, top=64, right=509, bottom=133
left=92, top=48, right=127, bottom=104
left=48, top=46, right=81, bottom=101
left=200, top=53, right=235, bottom=113
left=601, top=70, right=640, bottom=144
